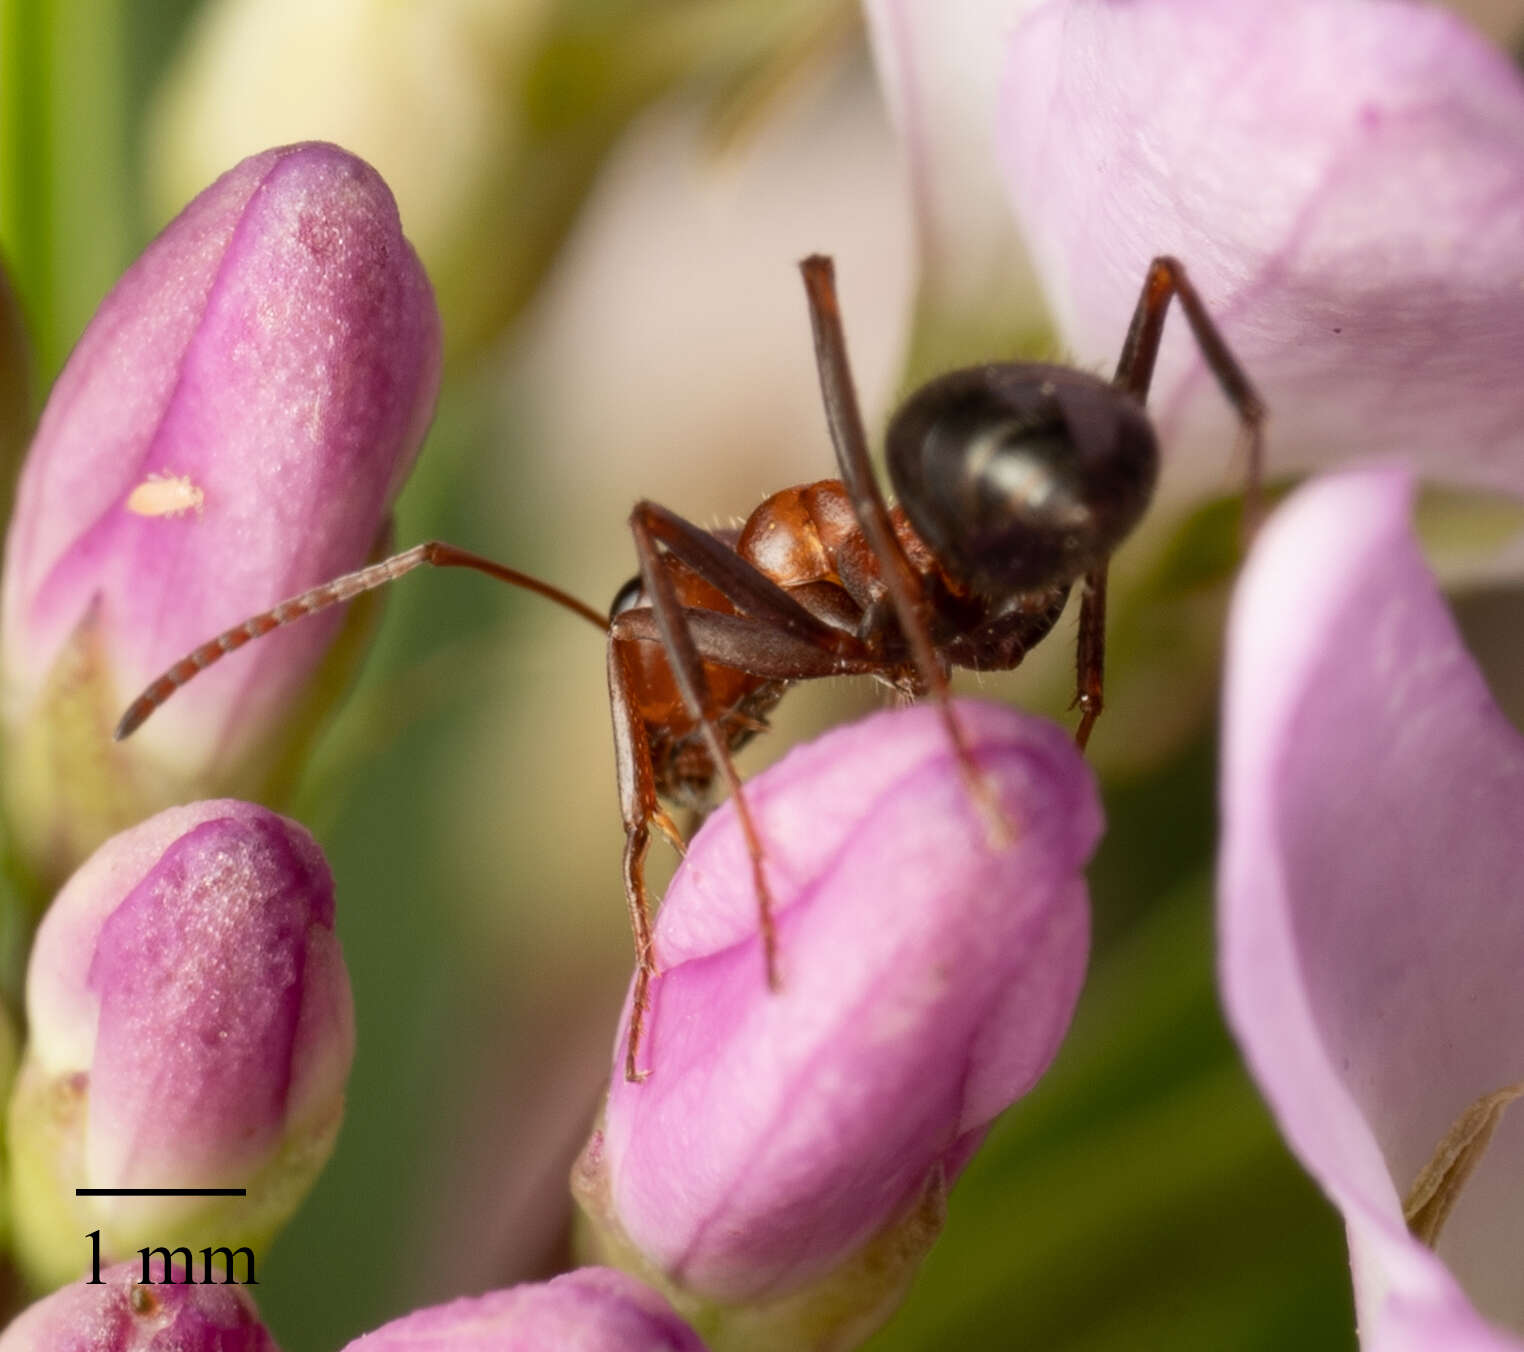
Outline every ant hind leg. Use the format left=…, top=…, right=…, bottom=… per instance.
left=798, top=255, right=1013, bottom=848
left=1069, top=257, right=1270, bottom=748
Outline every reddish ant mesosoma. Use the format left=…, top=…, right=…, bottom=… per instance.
left=117, top=254, right=1264, bottom=1082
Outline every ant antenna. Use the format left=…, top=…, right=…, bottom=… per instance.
left=114, top=540, right=608, bottom=741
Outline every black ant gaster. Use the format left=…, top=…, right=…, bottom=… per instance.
left=117, top=255, right=1264, bottom=1081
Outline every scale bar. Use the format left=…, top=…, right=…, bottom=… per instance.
left=75, top=1188, right=247, bottom=1197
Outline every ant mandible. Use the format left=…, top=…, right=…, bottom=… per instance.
left=116, top=254, right=1265, bottom=1082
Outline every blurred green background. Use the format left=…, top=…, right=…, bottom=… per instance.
left=0, top=0, right=1448, bottom=1345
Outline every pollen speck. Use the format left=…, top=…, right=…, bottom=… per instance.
left=126, top=473, right=204, bottom=518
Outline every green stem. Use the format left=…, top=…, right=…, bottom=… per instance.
left=0, top=0, right=131, bottom=390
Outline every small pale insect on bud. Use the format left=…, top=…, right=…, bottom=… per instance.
left=124, top=471, right=205, bottom=518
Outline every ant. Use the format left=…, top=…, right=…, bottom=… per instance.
left=116, top=254, right=1264, bottom=1082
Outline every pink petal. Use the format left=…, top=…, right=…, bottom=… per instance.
left=1220, top=469, right=1524, bottom=1341
left=1001, top=0, right=1524, bottom=502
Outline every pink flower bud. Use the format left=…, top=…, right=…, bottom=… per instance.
left=575, top=701, right=1097, bottom=1348
left=0, top=142, right=440, bottom=888
left=8, top=800, right=354, bottom=1290
left=340, top=1269, right=707, bottom=1351
left=0, top=1257, right=277, bottom=1352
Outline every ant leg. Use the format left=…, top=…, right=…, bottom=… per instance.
left=798, top=255, right=1011, bottom=845
left=609, top=511, right=886, bottom=1080
left=1069, top=256, right=1269, bottom=746
left=608, top=637, right=669, bottom=1082
left=607, top=598, right=881, bottom=1081
left=627, top=508, right=784, bottom=994
left=1072, top=566, right=1108, bottom=749
left=611, top=605, right=884, bottom=680
left=1114, top=256, right=1268, bottom=536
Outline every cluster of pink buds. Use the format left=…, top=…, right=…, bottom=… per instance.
left=0, top=143, right=429, bottom=1341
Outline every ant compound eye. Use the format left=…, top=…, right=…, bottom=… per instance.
left=886, top=365, right=1158, bottom=592
left=609, top=573, right=647, bottom=620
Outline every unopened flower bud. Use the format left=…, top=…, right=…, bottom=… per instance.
left=8, top=800, right=354, bottom=1291
left=0, top=142, right=439, bottom=890
left=341, top=1269, right=707, bottom=1351
left=0, top=1256, right=277, bottom=1352
left=575, top=701, right=1098, bottom=1351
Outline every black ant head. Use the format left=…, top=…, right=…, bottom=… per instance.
left=886, top=363, right=1159, bottom=594
left=609, top=573, right=646, bottom=621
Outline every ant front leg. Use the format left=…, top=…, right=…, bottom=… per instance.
left=607, top=592, right=886, bottom=1081
left=1072, top=566, right=1107, bottom=751
left=607, top=637, right=684, bottom=1083
left=609, top=501, right=891, bottom=1079
left=1114, top=256, right=1269, bottom=536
